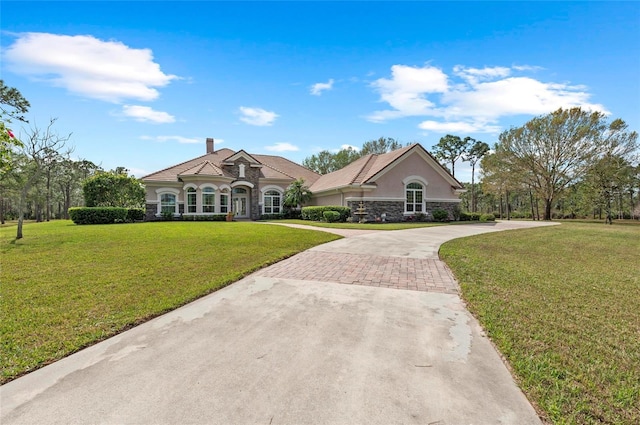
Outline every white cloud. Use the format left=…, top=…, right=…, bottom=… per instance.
left=368, top=63, right=608, bottom=133
left=265, top=142, right=299, bottom=152
left=140, top=135, right=201, bottom=144
left=122, top=105, right=175, bottom=123
left=3, top=32, right=178, bottom=103
left=368, top=64, right=449, bottom=122
left=418, top=120, right=501, bottom=134
left=238, top=106, right=278, bottom=126
left=310, top=79, right=334, bottom=95
left=453, top=65, right=511, bottom=85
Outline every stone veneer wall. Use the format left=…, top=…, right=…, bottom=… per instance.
left=145, top=203, right=156, bottom=221
left=424, top=202, right=458, bottom=220
left=347, top=200, right=404, bottom=222
left=347, top=200, right=460, bottom=222
left=224, top=158, right=261, bottom=220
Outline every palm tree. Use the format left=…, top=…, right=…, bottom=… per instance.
left=284, top=178, right=312, bottom=209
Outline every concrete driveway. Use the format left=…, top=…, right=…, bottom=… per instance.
left=1, top=221, right=557, bottom=424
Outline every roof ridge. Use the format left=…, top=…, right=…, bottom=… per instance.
left=352, top=154, right=377, bottom=184
left=141, top=149, right=235, bottom=179
left=253, top=154, right=320, bottom=180
left=259, top=161, right=295, bottom=180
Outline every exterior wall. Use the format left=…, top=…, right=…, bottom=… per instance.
left=372, top=151, right=458, bottom=201
left=425, top=201, right=458, bottom=220
left=311, top=192, right=345, bottom=206
left=346, top=199, right=459, bottom=222
left=223, top=158, right=261, bottom=219
left=258, top=182, right=290, bottom=216
left=347, top=200, right=404, bottom=222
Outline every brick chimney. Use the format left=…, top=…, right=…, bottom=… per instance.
left=206, top=137, right=214, bottom=154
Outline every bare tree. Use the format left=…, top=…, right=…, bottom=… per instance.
left=15, top=119, right=71, bottom=239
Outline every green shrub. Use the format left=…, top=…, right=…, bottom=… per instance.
left=126, top=208, right=145, bottom=221
left=415, top=212, right=427, bottom=222
left=68, top=207, right=128, bottom=225
left=480, top=213, right=496, bottom=222
left=301, top=206, right=351, bottom=222
left=323, top=210, right=340, bottom=222
left=432, top=209, right=449, bottom=222
left=460, top=212, right=482, bottom=221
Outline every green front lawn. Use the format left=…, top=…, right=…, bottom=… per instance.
left=440, top=222, right=640, bottom=424
left=0, top=221, right=340, bottom=383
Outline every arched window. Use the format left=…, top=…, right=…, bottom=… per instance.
left=186, top=187, right=197, bottom=213
left=405, top=182, right=424, bottom=213
left=263, top=190, right=282, bottom=214
left=202, top=187, right=215, bottom=213
left=220, top=189, right=229, bottom=214
left=160, top=193, right=177, bottom=214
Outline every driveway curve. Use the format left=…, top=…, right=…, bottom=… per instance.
left=1, top=221, right=557, bottom=425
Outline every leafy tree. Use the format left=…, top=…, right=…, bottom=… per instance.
left=1, top=81, right=31, bottom=174
left=83, top=169, right=145, bottom=208
left=303, top=137, right=404, bottom=174
left=463, top=138, right=490, bottom=212
left=431, top=134, right=469, bottom=177
left=303, top=147, right=360, bottom=174
left=302, top=150, right=337, bottom=174
left=360, top=137, right=402, bottom=155
left=284, top=178, right=312, bottom=209
left=495, top=108, right=638, bottom=220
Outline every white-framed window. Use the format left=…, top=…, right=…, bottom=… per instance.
left=220, top=192, right=229, bottom=213
left=161, top=193, right=177, bottom=214
left=202, top=187, right=215, bottom=213
left=405, top=182, right=424, bottom=213
left=186, top=187, right=197, bottom=213
left=263, top=190, right=282, bottom=214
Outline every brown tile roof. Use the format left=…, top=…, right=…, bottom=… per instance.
left=308, top=143, right=463, bottom=193
left=179, top=160, right=224, bottom=177
left=142, top=148, right=319, bottom=184
left=253, top=154, right=321, bottom=184
left=309, top=144, right=415, bottom=192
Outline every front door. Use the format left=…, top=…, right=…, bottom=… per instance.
left=232, top=188, right=249, bottom=218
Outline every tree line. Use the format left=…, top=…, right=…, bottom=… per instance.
left=1, top=80, right=144, bottom=239
left=3, top=78, right=638, bottom=234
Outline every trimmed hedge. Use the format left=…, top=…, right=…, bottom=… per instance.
left=301, top=206, right=351, bottom=222
left=126, top=208, right=145, bottom=221
left=323, top=211, right=340, bottom=222
left=69, top=207, right=128, bottom=225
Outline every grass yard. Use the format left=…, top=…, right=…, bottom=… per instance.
left=439, top=222, right=640, bottom=424
left=271, top=219, right=446, bottom=230
left=0, top=220, right=340, bottom=383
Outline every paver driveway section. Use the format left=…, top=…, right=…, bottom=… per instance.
left=1, top=221, right=557, bottom=424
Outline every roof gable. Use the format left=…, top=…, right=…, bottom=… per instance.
left=179, top=160, right=224, bottom=177
left=222, top=149, right=262, bottom=165
left=309, top=143, right=463, bottom=193
left=365, top=144, right=463, bottom=189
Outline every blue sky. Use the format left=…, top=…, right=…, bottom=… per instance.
left=2, top=1, right=639, bottom=183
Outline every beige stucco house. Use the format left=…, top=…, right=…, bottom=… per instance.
left=141, top=138, right=464, bottom=221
